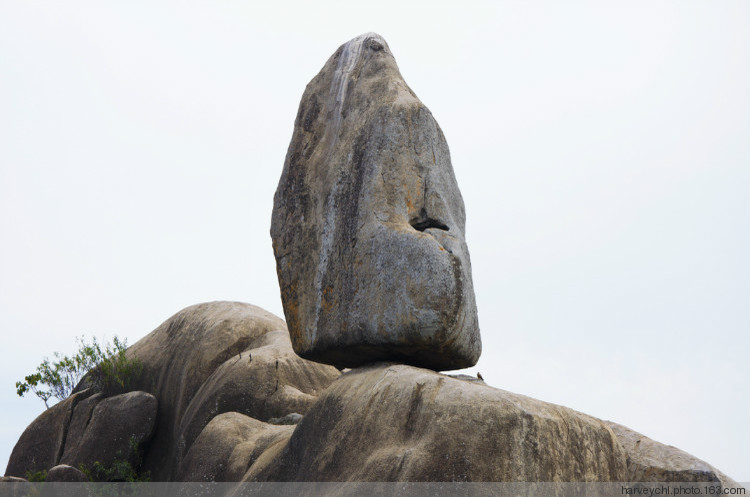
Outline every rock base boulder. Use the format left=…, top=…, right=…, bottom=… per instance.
left=5, top=303, right=740, bottom=487
left=249, top=364, right=628, bottom=481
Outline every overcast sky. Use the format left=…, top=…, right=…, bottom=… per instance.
left=1, top=1, right=748, bottom=482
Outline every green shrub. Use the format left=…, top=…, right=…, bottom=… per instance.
left=77, top=459, right=150, bottom=483
left=15, top=335, right=142, bottom=408
left=77, top=438, right=150, bottom=482
left=24, top=469, right=48, bottom=482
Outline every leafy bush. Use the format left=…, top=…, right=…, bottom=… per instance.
left=77, top=438, right=150, bottom=482
left=78, top=459, right=150, bottom=483
left=24, top=469, right=48, bottom=482
left=16, top=336, right=142, bottom=408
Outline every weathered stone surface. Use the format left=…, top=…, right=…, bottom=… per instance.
left=271, top=33, right=480, bottom=371
left=178, top=412, right=293, bottom=482
left=121, top=301, right=339, bottom=480
left=8, top=302, right=740, bottom=485
left=606, top=422, right=739, bottom=487
left=176, top=329, right=339, bottom=467
left=60, top=391, right=157, bottom=470
left=46, top=464, right=87, bottom=482
left=59, top=393, right=103, bottom=463
left=5, top=389, right=93, bottom=478
left=249, top=364, right=628, bottom=481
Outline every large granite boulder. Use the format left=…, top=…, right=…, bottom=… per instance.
left=5, top=303, right=740, bottom=486
left=60, top=391, right=157, bottom=470
left=5, top=390, right=156, bottom=481
left=118, top=301, right=340, bottom=481
left=271, top=33, right=480, bottom=371
left=237, top=364, right=740, bottom=485
left=247, top=364, right=628, bottom=481
left=5, top=389, right=94, bottom=478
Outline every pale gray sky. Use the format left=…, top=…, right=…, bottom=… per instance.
left=1, top=1, right=748, bottom=481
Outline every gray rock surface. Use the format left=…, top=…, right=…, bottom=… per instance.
left=178, top=412, right=293, bottom=482
left=5, top=304, right=740, bottom=485
left=122, top=301, right=340, bottom=480
left=605, top=422, right=738, bottom=487
left=6, top=389, right=155, bottom=481
left=5, top=389, right=93, bottom=478
left=60, top=391, right=157, bottom=470
left=271, top=32, right=480, bottom=371
left=3, top=302, right=340, bottom=482
left=45, top=464, right=87, bottom=482
left=248, top=364, right=629, bottom=481
left=176, top=330, right=336, bottom=464
left=59, top=393, right=103, bottom=463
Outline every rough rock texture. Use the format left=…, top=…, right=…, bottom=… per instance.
left=175, top=329, right=334, bottom=463
left=271, top=32, right=480, bottom=371
left=45, top=465, right=87, bottom=482
left=605, top=422, right=738, bottom=487
left=59, top=393, right=103, bottom=463
left=5, top=389, right=93, bottom=477
left=5, top=302, right=741, bottom=485
left=249, top=364, right=628, bottom=481
left=120, top=301, right=340, bottom=481
left=4, top=302, right=339, bottom=482
left=60, top=391, right=157, bottom=469
left=5, top=390, right=155, bottom=480
left=178, top=412, right=293, bottom=482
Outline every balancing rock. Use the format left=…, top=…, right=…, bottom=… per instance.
left=271, top=33, right=480, bottom=370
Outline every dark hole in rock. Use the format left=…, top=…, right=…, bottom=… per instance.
left=411, top=217, right=449, bottom=232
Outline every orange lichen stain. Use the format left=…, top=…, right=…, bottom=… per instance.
left=404, top=181, right=423, bottom=213
left=321, top=285, right=335, bottom=313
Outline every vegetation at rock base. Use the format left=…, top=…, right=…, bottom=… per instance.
left=77, top=459, right=151, bottom=483
left=24, top=469, right=48, bottom=482
left=78, top=437, right=151, bottom=483
left=15, top=335, right=142, bottom=408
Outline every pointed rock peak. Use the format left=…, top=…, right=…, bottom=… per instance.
left=328, top=32, right=391, bottom=123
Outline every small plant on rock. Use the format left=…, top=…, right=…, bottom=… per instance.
left=15, top=335, right=142, bottom=408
